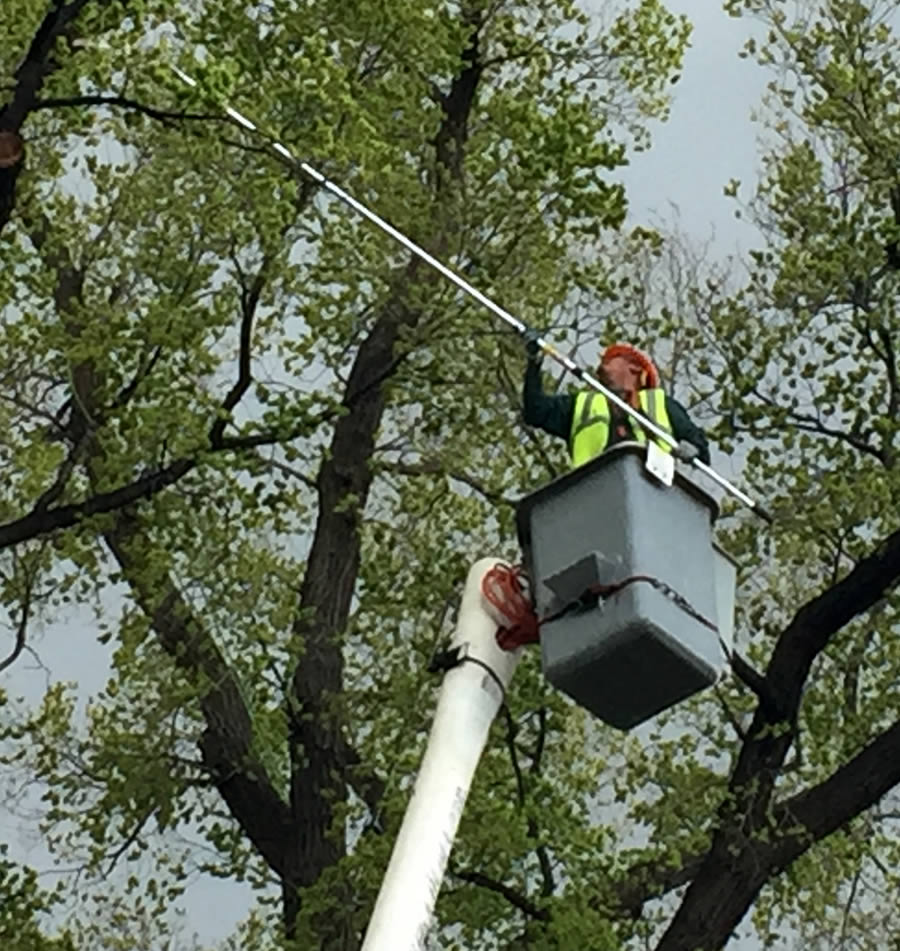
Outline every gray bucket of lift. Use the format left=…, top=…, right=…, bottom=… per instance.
left=516, top=443, right=726, bottom=730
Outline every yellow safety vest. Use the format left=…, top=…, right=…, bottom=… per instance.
left=569, top=389, right=672, bottom=468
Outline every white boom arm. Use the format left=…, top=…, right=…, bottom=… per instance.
left=361, top=558, right=522, bottom=951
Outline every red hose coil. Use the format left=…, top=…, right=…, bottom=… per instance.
left=481, top=563, right=540, bottom=650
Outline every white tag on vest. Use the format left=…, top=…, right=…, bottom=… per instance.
left=645, top=441, right=674, bottom=486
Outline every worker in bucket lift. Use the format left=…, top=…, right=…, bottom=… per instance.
left=522, top=334, right=710, bottom=467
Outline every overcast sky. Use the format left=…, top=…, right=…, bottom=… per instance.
left=616, top=0, right=765, bottom=248
left=0, top=2, right=772, bottom=948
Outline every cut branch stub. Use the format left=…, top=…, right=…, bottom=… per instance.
left=0, top=131, right=24, bottom=169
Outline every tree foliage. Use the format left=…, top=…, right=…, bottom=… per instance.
left=1, top=1, right=900, bottom=951
left=0, top=834, right=73, bottom=951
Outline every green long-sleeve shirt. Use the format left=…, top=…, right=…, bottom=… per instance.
left=522, top=359, right=711, bottom=465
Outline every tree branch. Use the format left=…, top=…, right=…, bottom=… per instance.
left=2, top=0, right=93, bottom=128
left=0, top=573, right=33, bottom=674
left=876, top=324, right=899, bottom=427
left=109, top=345, right=163, bottom=411
left=528, top=707, right=554, bottom=898
left=0, top=457, right=195, bottom=552
left=104, top=513, right=292, bottom=879
left=746, top=382, right=885, bottom=463
left=210, top=263, right=266, bottom=447
left=31, top=94, right=227, bottom=125
left=729, top=649, right=780, bottom=718
left=769, top=716, right=900, bottom=871
left=449, top=865, right=550, bottom=922
left=386, top=459, right=517, bottom=507
left=605, top=851, right=706, bottom=920
left=714, top=683, right=747, bottom=742
left=260, top=457, right=317, bottom=490
left=102, top=803, right=156, bottom=879
left=277, top=21, right=488, bottom=936
left=653, top=524, right=900, bottom=951
left=0, top=0, right=96, bottom=231
left=0, top=404, right=340, bottom=554
left=760, top=522, right=900, bottom=731
left=720, top=520, right=900, bottom=816
left=432, top=10, right=484, bottom=183
left=32, top=439, right=85, bottom=513
left=503, top=706, right=528, bottom=807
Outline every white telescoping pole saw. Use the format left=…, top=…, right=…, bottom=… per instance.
left=166, top=63, right=773, bottom=524
left=360, top=559, right=521, bottom=951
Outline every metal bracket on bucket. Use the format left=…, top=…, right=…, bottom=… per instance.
left=645, top=442, right=675, bottom=486
left=542, top=551, right=618, bottom=617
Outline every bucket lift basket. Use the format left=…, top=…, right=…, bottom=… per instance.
left=516, top=443, right=736, bottom=730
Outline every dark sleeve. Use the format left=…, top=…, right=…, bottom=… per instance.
left=522, top=358, right=574, bottom=441
left=666, top=395, right=711, bottom=465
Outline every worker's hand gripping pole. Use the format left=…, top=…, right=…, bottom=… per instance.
left=166, top=64, right=773, bottom=524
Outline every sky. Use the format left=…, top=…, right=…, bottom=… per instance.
left=615, top=0, right=765, bottom=248
left=0, top=1, right=773, bottom=948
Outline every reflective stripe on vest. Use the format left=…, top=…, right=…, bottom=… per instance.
left=569, top=388, right=672, bottom=468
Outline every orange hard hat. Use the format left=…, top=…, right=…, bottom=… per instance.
left=600, top=343, right=660, bottom=389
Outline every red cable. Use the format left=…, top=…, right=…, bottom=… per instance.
left=481, top=564, right=540, bottom=650
left=483, top=564, right=717, bottom=653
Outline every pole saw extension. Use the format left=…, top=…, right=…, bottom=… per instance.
left=166, top=63, right=772, bottom=523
